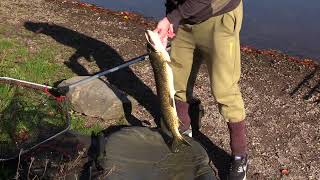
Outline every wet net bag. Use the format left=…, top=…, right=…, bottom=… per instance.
left=0, top=81, right=70, bottom=161
left=97, top=127, right=217, bottom=180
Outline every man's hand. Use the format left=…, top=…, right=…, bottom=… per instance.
left=154, top=17, right=175, bottom=47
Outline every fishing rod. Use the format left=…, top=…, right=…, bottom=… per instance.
left=63, top=53, right=150, bottom=92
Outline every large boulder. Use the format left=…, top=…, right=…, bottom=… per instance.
left=58, top=76, right=137, bottom=121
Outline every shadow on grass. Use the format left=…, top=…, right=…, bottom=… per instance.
left=23, top=21, right=161, bottom=127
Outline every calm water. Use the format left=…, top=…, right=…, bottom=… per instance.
left=82, top=0, right=320, bottom=62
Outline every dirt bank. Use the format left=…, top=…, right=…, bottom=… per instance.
left=0, top=0, right=319, bottom=179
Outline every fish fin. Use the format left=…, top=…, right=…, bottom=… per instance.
left=172, top=98, right=177, bottom=109
left=171, top=137, right=192, bottom=153
left=181, top=136, right=192, bottom=146
left=178, top=118, right=184, bottom=125
left=169, top=97, right=174, bottom=108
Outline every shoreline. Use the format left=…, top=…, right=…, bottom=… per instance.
left=57, top=0, right=319, bottom=67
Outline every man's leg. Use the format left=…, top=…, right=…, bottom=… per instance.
left=201, top=0, right=246, bottom=155
left=170, top=26, right=196, bottom=133
left=211, top=2, right=248, bottom=179
left=194, top=1, right=248, bottom=179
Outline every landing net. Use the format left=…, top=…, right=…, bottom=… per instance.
left=0, top=82, right=70, bottom=161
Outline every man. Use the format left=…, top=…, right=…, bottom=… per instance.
left=154, top=0, right=248, bottom=179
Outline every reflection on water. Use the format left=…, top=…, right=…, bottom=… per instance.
left=82, top=0, right=320, bottom=62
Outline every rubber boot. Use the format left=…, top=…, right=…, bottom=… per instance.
left=227, top=121, right=247, bottom=157
left=175, top=99, right=192, bottom=133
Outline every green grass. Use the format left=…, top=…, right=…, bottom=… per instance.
left=0, top=84, right=15, bottom=112
left=0, top=90, right=63, bottom=142
left=11, top=48, right=60, bottom=82
left=0, top=25, right=103, bottom=143
left=70, top=114, right=103, bottom=135
left=0, top=38, right=15, bottom=51
left=0, top=38, right=62, bottom=83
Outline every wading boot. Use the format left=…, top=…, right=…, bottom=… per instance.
left=179, top=98, right=204, bottom=137
left=227, top=121, right=248, bottom=180
left=175, top=99, right=192, bottom=136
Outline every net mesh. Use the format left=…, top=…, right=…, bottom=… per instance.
left=0, top=82, right=70, bottom=160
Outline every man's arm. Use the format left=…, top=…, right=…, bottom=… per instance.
left=166, top=0, right=212, bottom=31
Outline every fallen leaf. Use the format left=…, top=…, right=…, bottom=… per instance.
left=280, top=167, right=289, bottom=176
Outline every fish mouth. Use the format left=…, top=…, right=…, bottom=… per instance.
left=145, top=30, right=160, bottom=52
left=145, top=32, right=153, bottom=51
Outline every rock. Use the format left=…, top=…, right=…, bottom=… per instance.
left=58, top=76, right=137, bottom=121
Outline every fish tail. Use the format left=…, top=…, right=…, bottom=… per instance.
left=171, top=136, right=192, bottom=153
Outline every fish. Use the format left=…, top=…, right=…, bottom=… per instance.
left=145, top=30, right=191, bottom=152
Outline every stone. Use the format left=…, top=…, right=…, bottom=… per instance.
left=58, top=76, right=137, bottom=121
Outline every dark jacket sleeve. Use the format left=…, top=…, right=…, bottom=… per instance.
left=166, top=0, right=212, bottom=31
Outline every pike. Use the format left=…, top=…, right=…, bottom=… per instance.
left=145, top=30, right=191, bottom=152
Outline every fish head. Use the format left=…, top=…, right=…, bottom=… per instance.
left=145, top=30, right=171, bottom=62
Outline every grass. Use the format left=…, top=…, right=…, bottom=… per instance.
left=0, top=87, right=66, bottom=142
left=0, top=37, right=63, bottom=83
left=70, top=114, right=103, bottom=135
left=0, top=25, right=103, bottom=146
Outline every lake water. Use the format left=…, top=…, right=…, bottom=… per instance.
left=81, top=0, right=320, bottom=62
